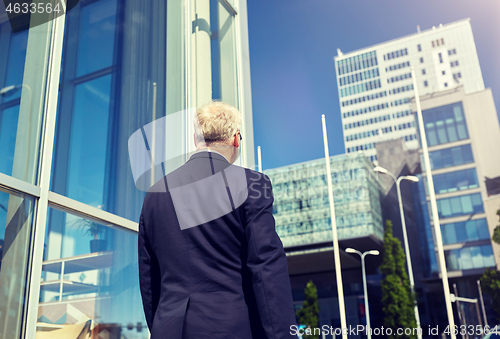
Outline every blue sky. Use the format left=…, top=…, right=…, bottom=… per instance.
left=247, top=0, right=500, bottom=170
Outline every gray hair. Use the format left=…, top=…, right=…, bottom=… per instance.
left=195, top=100, right=242, bottom=145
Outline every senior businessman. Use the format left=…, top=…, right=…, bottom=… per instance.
left=138, top=100, right=296, bottom=339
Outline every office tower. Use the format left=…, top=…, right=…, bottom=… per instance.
left=334, top=19, right=484, bottom=162
left=0, top=0, right=253, bottom=337
left=265, top=152, right=385, bottom=332
left=376, top=85, right=500, bottom=328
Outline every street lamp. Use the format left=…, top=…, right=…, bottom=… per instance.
left=345, top=248, right=379, bottom=339
left=373, top=166, right=422, bottom=339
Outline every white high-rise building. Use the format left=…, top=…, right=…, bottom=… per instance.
left=334, top=18, right=484, bottom=162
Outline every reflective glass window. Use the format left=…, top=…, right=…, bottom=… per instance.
left=0, top=28, right=28, bottom=103
left=38, top=208, right=147, bottom=338
left=0, top=105, right=19, bottom=175
left=0, top=22, right=45, bottom=183
left=477, top=219, right=490, bottom=239
left=51, top=0, right=185, bottom=222
left=76, top=0, right=117, bottom=76
left=455, top=222, right=467, bottom=243
left=210, top=0, right=239, bottom=107
left=459, top=247, right=473, bottom=270
left=437, top=193, right=484, bottom=219
left=431, top=168, right=478, bottom=194
left=442, top=223, right=457, bottom=244
left=470, top=246, right=483, bottom=268
left=446, top=249, right=459, bottom=271
left=481, top=245, right=495, bottom=267
left=0, top=191, right=35, bottom=338
left=422, top=102, right=469, bottom=147
left=465, top=220, right=479, bottom=241
left=428, top=144, right=474, bottom=170
left=441, top=218, right=491, bottom=244
left=445, top=245, right=495, bottom=271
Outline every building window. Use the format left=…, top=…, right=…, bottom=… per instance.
left=420, top=57, right=424, bottom=63
left=444, top=82, right=448, bottom=87
left=438, top=53, right=443, bottom=63
left=441, top=219, right=490, bottom=245
left=422, top=102, right=469, bottom=146
left=422, top=69, right=426, bottom=75
left=436, top=193, right=483, bottom=219
left=442, top=70, right=446, bottom=75
left=418, top=44, right=421, bottom=52
left=441, top=38, right=445, bottom=45
left=427, top=144, right=474, bottom=170
left=424, top=80, right=428, bottom=87
left=384, top=48, right=408, bottom=61
left=432, top=41, right=435, bottom=47
left=432, top=168, right=479, bottom=194
left=445, top=245, right=495, bottom=271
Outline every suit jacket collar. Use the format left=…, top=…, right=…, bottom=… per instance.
left=188, top=150, right=230, bottom=164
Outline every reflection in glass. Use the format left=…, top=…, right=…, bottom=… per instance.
left=77, top=0, right=118, bottom=77
left=422, top=102, right=469, bottom=147
left=0, top=191, right=35, bottom=338
left=210, top=0, right=238, bottom=107
left=66, top=75, right=112, bottom=207
left=436, top=193, right=483, bottom=219
left=38, top=208, right=147, bottom=338
left=0, top=22, right=42, bottom=182
left=0, top=105, right=19, bottom=175
left=431, top=168, right=478, bottom=194
left=445, top=245, right=496, bottom=271
left=52, top=0, right=185, bottom=222
left=0, top=26, right=28, bottom=103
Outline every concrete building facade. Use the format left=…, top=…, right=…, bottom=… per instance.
left=334, top=19, right=484, bottom=162
left=376, top=85, right=500, bottom=331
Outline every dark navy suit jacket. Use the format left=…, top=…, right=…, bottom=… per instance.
left=138, top=151, right=296, bottom=339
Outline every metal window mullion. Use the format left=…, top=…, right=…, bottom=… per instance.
left=24, top=11, right=66, bottom=339
left=233, top=1, right=246, bottom=168
left=219, top=0, right=237, bottom=16
left=47, top=191, right=138, bottom=232
left=184, top=0, right=192, bottom=160
left=0, top=172, right=41, bottom=198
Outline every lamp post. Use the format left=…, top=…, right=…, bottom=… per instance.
left=346, top=248, right=379, bottom=339
left=477, top=280, right=488, bottom=327
left=373, top=166, right=422, bottom=338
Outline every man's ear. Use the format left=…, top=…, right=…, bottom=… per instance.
left=233, top=133, right=239, bottom=148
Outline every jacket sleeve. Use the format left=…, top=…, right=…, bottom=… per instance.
left=244, top=173, right=297, bottom=339
left=138, top=205, right=161, bottom=331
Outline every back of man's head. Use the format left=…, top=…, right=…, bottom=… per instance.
left=195, top=101, right=242, bottom=146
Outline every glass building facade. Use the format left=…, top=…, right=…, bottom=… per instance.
left=0, top=0, right=254, bottom=337
left=265, top=153, right=384, bottom=248
left=417, top=100, right=496, bottom=277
